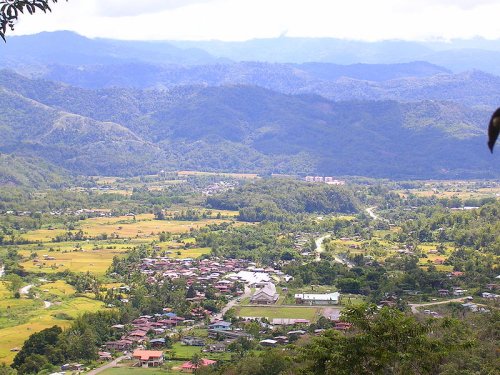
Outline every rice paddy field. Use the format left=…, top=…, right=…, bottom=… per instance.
left=395, top=181, right=500, bottom=200
left=20, top=213, right=234, bottom=243
left=0, top=203, right=234, bottom=364
left=0, top=291, right=104, bottom=364
left=12, top=210, right=235, bottom=275
left=100, top=363, right=185, bottom=375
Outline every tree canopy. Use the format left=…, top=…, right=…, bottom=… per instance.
left=0, top=0, right=66, bottom=41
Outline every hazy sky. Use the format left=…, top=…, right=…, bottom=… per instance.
left=11, top=0, right=500, bottom=41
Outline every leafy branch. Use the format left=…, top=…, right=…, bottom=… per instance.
left=0, top=0, right=67, bottom=41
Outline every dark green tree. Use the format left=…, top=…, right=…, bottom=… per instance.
left=12, top=326, right=62, bottom=371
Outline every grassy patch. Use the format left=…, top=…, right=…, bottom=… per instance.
left=100, top=365, right=184, bottom=375
left=170, top=247, right=211, bottom=259
left=236, top=306, right=321, bottom=321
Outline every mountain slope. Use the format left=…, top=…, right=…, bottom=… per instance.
left=0, top=31, right=222, bottom=68
left=0, top=82, right=165, bottom=175
left=24, top=63, right=500, bottom=107
left=35, top=61, right=450, bottom=90
left=0, top=72, right=496, bottom=179
left=0, top=154, right=69, bottom=188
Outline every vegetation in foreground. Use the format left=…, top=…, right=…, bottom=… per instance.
left=0, top=176, right=498, bottom=374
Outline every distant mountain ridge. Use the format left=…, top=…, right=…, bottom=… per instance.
left=0, top=32, right=498, bottom=182
left=0, top=31, right=224, bottom=68
left=170, top=36, right=500, bottom=75
left=4, top=32, right=500, bottom=75
left=0, top=71, right=496, bottom=179
left=28, top=62, right=500, bottom=107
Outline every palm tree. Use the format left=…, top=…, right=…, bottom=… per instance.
left=190, top=353, right=202, bottom=369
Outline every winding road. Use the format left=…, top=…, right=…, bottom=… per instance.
left=315, top=234, right=331, bottom=261
left=409, top=298, right=466, bottom=314
left=365, top=206, right=389, bottom=222
left=19, top=284, right=33, bottom=295
left=315, top=234, right=353, bottom=268
left=217, top=285, right=252, bottom=320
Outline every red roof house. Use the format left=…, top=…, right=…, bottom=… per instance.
left=180, top=358, right=217, bottom=373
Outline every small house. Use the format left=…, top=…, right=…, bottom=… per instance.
left=260, top=339, right=278, bottom=347
left=209, top=321, right=232, bottom=331
left=294, top=292, right=340, bottom=305
left=182, top=336, right=206, bottom=346
left=132, top=350, right=164, bottom=367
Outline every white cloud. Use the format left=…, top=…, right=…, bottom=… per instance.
left=95, top=0, right=218, bottom=17
left=9, top=0, right=500, bottom=41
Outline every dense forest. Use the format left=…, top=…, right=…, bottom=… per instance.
left=206, top=179, right=359, bottom=221
left=0, top=69, right=497, bottom=179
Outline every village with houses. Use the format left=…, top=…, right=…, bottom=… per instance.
left=52, top=255, right=349, bottom=373
left=0, top=176, right=498, bottom=375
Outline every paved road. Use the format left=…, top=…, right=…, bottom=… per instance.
left=366, top=206, right=389, bottom=222
left=315, top=234, right=353, bottom=268
left=19, top=284, right=33, bottom=295
left=409, top=298, right=466, bottom=314
left=86, top=356, right=126, bottom=375
left=216, top=285, right=252, bottom=320
left=315, top=234, right=331, bottom=261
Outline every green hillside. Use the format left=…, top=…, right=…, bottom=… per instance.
left=0, top=71, right=496, bottom=179
left=0, top=154, right=68, bottom=188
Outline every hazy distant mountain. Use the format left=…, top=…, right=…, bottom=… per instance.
left=28, top=62, right=500, bottom=107
left=171, top=36, right=500, bottom=75
left=0, top=31, right=223, bottom=69
left=4, top=32, right=500, bottom=75
left=0, top=71, right=496, bottom=179
left=36, top=60, right=449, bottom=89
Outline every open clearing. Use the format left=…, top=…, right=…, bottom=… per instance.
left=177, top=170, right=260, bottom=179
left=236, top=306, right=322, bottom=321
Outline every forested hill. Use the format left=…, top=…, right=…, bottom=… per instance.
left=206, top=179, right=360, bottom=221
left=0, top=154, right=69, bottom=188
left=5, top=32, right=500, bottom=75
left=0, top=70, right=497, bottom=179
left=35, top=63, right=500, bottom=107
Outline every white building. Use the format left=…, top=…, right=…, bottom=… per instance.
left=295, top=292, right=340, bottom=305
